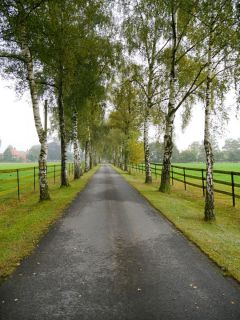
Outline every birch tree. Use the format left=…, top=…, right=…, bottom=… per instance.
left=36, top=0, right=113, bottom=185
left=195, top=0, right=236, bottom=220
left=0, top=0, right=50, bottom=200
left=123, top=0, right=165, bottom=183
left=157, top=0, right=214, bottom=193
left=110, top=73, right=142, bottom=171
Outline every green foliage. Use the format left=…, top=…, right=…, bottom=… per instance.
left=128, top=136, right=144, bottom=164
left=222, top=138, right=240, bottom=161
left=3, top=146, right=15, bottom=162
left=27, top=145, right=40, bottom=162
left=106, top=66, right=143, bottom=165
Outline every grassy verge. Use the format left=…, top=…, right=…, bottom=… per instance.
left=114, top=166, right=240, bottom=282
left=0, top=166, right=99, bottom=279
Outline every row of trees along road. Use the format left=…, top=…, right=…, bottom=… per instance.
left=107, top=0, right=240, bottom=221
left=0, top=0, right=117, bottom=200
left=0, top=1, right=240, bottom=221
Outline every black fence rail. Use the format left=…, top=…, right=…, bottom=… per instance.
left=0, top=163, right=75, bottom=201
left=128, top=163, right=240, bottom=207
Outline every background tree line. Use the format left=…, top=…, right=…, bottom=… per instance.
left=149, top=138, right=240, bottom=163
left=0, top=141, right=73, bottom=162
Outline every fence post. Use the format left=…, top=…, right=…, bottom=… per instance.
left=34, top=167, right=36, bottom=191
left=201, top=169, right=205, bottom=196
left=183, top=167, right=186, bottom=190
left=155, top=163, right=157, bottom=178
left=54, top=165, right=56, bottom=184
left=171, top=166, right=174, bottom=185
left=231, top=172, right=235, bottom=207
left=17, top=169, right=20, bottom=200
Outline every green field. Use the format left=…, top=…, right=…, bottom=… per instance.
left=131, top=162, right=240, bottom=206
left=173, top=162, right=240, bottom=171
left=0, top=162, right=61, bottom=169
left=0, top=162, right=74, bottom=202
left=171, top=162, right=240, bottom=185
left=0, top=162, right=39, bottom=169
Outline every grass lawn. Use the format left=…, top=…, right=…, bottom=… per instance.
left=0, top=162, right=73, bottom=202
left=0, top=166, right=99, bottom=280
left=0, top=162, right=40, bottom=169
left=173, top=162, right=240, bottom=171
left=114, top=166, right=240, bottom=283
left=135, top=162, right=240, bottom=203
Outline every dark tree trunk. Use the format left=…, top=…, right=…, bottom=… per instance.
left=84, top=140, right=89, bottom=172
left=89, top=145, right=93, bottom=170
left=58, top=81, right=69, bottom=187
left=159, top=7, right=177, bottom=193
left=124, top=148, right=128, bottom=171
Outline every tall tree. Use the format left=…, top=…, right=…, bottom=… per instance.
left=196, top=0, right=236, bottom=220
left=158, top=0, right=206, bottom=193
left=0, top=0, right=50, bottom=200
left=36, top=0, right=113, bottom=185
left=123, top=0, right=165, bottom=183
left=110, top=71, right=142, bottom=171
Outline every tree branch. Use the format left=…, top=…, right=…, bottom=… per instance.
left=0, top=51, right=26, bottom=62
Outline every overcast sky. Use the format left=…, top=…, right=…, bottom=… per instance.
left=0, top=78, right=239, bottom=153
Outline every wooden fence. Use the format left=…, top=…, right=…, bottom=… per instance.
left=0, top=163, right=75, bottom=201
left=128, top=162, right=240, bottom=207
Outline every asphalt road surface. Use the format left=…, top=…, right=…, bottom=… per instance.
left=0, top=165, right=240, bottom=320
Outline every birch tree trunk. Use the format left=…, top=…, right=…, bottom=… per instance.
left=204, top=32, right=215, bottom=221
left=22, top=40, right=50, bottom=200
left=159, top=110, right=175, bottom=192
left=84, top=140, right=89, bottom=172
left=57, top=79, right=69, bottom=186
left=124, top=136, right=129, bottom=171
left=72, top=108, right=82, bottom=179
left=144, top=108, right=152, bottom=183
left=160, top=7, right=177, bottom=193
left=89, top=143, right=93, bottom=170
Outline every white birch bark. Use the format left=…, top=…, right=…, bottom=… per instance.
left=72, top=108, right=82, bottom=179
left=144, top=108, right=152, bottom=183
left=22, top=38, right=50, bottom=200
left=204, top=30, right=215, bottom=221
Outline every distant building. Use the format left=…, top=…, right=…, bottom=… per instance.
left=3, top=145, right=27, bottom=162
left=11, top=147, right=27, bottom=161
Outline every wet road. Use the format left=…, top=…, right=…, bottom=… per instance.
left=0, top=165, right=240, bottom=320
